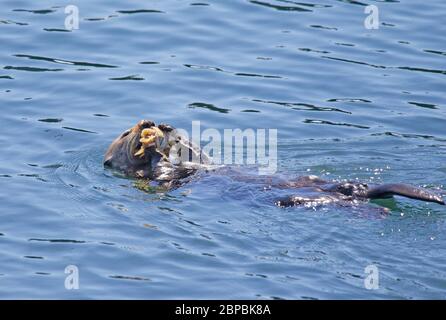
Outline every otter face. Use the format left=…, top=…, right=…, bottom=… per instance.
left=103, top=120, right=167, bottom=178
left=104, top=119, right=211, bottom=185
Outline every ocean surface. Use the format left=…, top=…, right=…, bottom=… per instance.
left=0, top=0, right=445, bottom=299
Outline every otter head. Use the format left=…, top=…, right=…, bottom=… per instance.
left=103, top=120, right=175, bottom=179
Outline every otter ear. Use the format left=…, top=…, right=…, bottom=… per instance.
left=119, top=129, right=131, bottom=139
left=158, top=123, right=174, bottom=132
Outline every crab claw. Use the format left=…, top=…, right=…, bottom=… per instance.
left=134, top=147, right=146, bottom=157
left=134, top=126, right=166, bottom=157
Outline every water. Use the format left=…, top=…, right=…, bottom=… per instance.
left=1, top=0, right=445, bottom=299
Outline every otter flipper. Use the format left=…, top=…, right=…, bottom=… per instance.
left=366, top=184, right=444, bottom=205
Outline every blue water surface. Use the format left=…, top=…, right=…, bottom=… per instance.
left=0, top=0, right=445, bottom=299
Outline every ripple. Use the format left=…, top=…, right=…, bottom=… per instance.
left=322, top=56, right=386, bottom=69
left=304, top=119, right=370, bottom=129
left=282, top=0, right=332, bottom=8
left=38, top=118, right=63, bottom=123
left=298, top=48, right=330, bottom=54
left=424, top=49, right=446, bottom=57
left=202, top=252, right=216, bottom=257
left=17, top=173, right=47, bottom=182
left=398, top=66, right=446, bottom=75
left=335, top=42, right=355, bottom=47
left=310, top=25, right=337, bottom=30
left=140, top=61, right=160, bottom=65
left=371, top=132, right=446, bottom=142
left=43, top=28, right=71, bottom=33
left=29, top=238, right=86, bottom=244
left=382, top=22, right=396, bottom=27
left=116, top=9, right=164, bottom=14
left=183, top=219, right=202, bottom=227
left=4, top=66, right=63, bottom=72
left=109, top=75, right=144, bottom=80
left=14, top=54, right=118, bottom=68
left=184, top=63, right=281, bottom=78
left=252, top=99, right=351, bottom=114
left=0, top=75, right=13, bottom=79
left=336, top=0, right=367, bottom=6
left=0, top=19, right=28, bottom=26
left=326, top=98, right=372, bottom=103
left=249, top=0, right=312, bottom=12
left=13, top=9, right=56, bottom=14
left=188, top=102, right=231, bottom=113
left=235, top=72, right=282, bottom=79
left=323, top=55, right=446, bottom=75
left=408, top=102, right=438, bottom=110
left=184, top=64, right=225, bottom=72
left=109, top=275, right=151, bottom=281
left=62, top=127, right=98, bottom=134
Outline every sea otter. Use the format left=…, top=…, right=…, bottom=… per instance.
left=104, top=120, right=444, bottom=208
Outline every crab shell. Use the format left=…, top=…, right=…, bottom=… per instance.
left=134, top=127, right=166, bottom=157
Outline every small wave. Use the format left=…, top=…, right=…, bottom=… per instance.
left=43, top=28, right=71, bottom=33
left=62, top=126, right=98, bottom=134
left=408, top=102, right=438, bottom=110
left=326, top=98, right=372, bottom=103
left=188, top=102, right=231, bottom=113
left=322, top=56, right=386, bottom=69
left=14, top=54, right=118, bottom=68
left=310, top=25, right=337, bottom=30
left=249, top=0, right=312, bottom=12
left=304, top=119, right=370, bottom=129
left=371, top=132, right=446, bottom=142
left=424, top=49, right=446, bottom=57
left=38, top=118, right=63, bottom=123
left=117, top=9, right=164, bottom=14
left=235, top=72, right=282, bottom=79
left=29, top=238, right=86, bottom=243
left=139, top=61, right=160, bottom=65
left=4, top=66, right=63, bottom=72
left=336, top=0, right=367, bottom=6
left=109, top=75, right=144, bottom=80
left=252, top=98, right=351, bottom=114
left=398, top=66, right=446, bottom=75
left=184, top=63, right=282, bottom=79
left=0, top=19, right=28, bottom=25
left=109, top=275, right=151, bottom=281
left=13, top=8, right=56, bottom=14
left=298, top=48, right=330, bottom=54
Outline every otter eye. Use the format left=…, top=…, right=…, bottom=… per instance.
left=120, top=129, right=131, bottom=139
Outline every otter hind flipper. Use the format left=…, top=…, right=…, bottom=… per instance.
left=366, top=184, right=445, bottom=205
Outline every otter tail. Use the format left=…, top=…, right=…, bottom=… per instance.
left=366, top=184, right=444, bottom=205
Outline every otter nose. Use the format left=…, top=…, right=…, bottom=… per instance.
left=104, top=157, right=113, bottom=167
left=139, top=120, right=155, bottom=129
